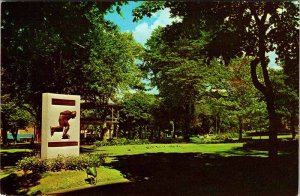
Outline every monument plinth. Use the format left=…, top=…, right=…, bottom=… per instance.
left=41, top=93, right=80, bottom=159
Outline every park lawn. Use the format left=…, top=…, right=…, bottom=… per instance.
left=26, top=143, right=269, bottom=194
left=1, top=143, right=272, bottom=194
left=93, top=143, right=269, bottom=158
left=0, top=148, right=32, bottom=153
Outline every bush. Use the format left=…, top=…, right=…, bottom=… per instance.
left=16, top=153, right=105, bottom=173
left=94, top=138, right=150, bottom=147
left=16, top=156, right=47, bottom=173
left=152, top=138, right=185, bottom=144
left=47, top=155, right=64, bottom=171
left=87, top=153, right=105, bottom=167
left=190, top=132, right=239, bottom=144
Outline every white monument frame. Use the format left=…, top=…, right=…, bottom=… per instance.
left=41, top=93, right=80, bottom=159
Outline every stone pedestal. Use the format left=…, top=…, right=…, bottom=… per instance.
left=41, top=93, right=80, bottom=159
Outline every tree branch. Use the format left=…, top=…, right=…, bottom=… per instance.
left=249, top=4, right=261, bottom=26
left=73, top=42, right=86, bottom=49
left=250, top=58, right=267, bottom=95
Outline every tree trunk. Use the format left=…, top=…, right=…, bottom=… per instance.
left=139, top=126, right=143, bottom=139
left=183, top=103, right=193, bottom=142
left=238, top=116, right=243, bottom=141
left=11, top=126, right=19, bottom=144
left=290, top=108, right=297, bottom=140
left=265, top=95, right=278, bottom=158
left=250, top=5, right=279, bottom=159
left=215, top=115, right=220, bottom=134
left=251, top=59, right=278, bottom=159
left=1, top=124, right=8, bottom=145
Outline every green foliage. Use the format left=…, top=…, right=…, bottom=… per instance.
left=152, top=137, right=185, bottom=144
left=1, top=95, right=35, bottom=128
left=190, top=132, right=240, bottom=144
left=1, top=101, right=34, bottom=129
left=120, top=91, right=157, bottom=133
left=16, top=154, right=105, bottom=173
left=16, top=156, right=47, bottom=173
left=83, top=28, right=143, bottom=102
left=46, top=155, right=64, bottom=172
left=1, top=2, right=142, bottom=127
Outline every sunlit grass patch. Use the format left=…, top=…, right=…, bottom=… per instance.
left=28, top=166, right=129, bottom=195
left=0, top=148, right=32, bottom=153
left=95, top=143, right=268, bottom=157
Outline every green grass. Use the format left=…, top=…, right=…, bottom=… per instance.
left=2, top=140, right=295, bottom=194
left=28, top=166, right=128, bottom=195
left=0, top=148, right=32, bottom=153
left=92, top=143, right=269, bottom=158
left=29, top=143, right=268, bottom=194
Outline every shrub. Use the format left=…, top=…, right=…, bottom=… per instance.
left=87, top=153, right=105, bottom=167
left=94, top=138, right=150, bottom=147
left=16, top=156, right=47, bottom=173
left=16, top=153, right=105, bottom=173
left=128, top=139, right=151, bottom=145
left=152, top=138, right=185, bottom=144
left=47, top=155, right=64, bottom=171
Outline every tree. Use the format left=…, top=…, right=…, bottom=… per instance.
left=1, top=95, right=34, bottom=145
left=133, top=2, right=299, bottom=157
left=228, top=57, right=268, bottom=140
left=119, top=91, right=157, bottom=139
left=1, top=2, right=110, bottom=127
left=269, top=69, right=299, bottom=139
left=82, top=23, right=143, bottom=121
left=1, top=2, right=142, bottom=130
left=143, top=27, right=211, bottom=141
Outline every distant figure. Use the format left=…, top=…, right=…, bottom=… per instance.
left=50, top=111, right=76, bottom=139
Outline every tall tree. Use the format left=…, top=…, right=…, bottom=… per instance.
left=228, top=57, right=267, bottom=140
left=1, top=2, right=142, bottom=132
left=143, top=27, right=210, bottom=141
left=1, top=2, right=114, bottom=126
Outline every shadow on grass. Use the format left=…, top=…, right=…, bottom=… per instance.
left=0, top=172, right=42, bottom=195
left=1, top=144, right=42, bottom=195
left=80, top=146, right=97, bottom=153
left=1, top=143, right=41, bottom=169
left=243, top=139, right=298, bottom=153
left=0, top=151, right=33, bottom=170
left=60, top=147, right=298, bottom=195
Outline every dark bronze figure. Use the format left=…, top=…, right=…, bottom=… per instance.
left=50, top=110, right=76, bottom=139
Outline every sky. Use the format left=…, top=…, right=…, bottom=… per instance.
left=105, top=1, right=180, bottom=94
left=105, top=1, right=180, bottom=46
